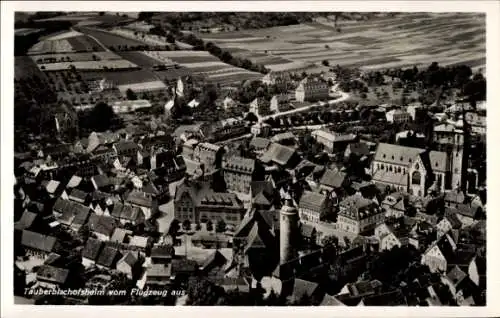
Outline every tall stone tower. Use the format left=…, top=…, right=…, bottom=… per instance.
left=280, top=198, right=299, bottom=265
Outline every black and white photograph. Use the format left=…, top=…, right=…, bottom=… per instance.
left=2, top=1, right=498, bottom=314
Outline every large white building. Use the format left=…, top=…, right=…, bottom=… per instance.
left=295, top=78, right=329, bottom=102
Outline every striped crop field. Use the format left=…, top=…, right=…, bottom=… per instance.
left=197, top=12, right=485, bottom=72
left=141, top=51, right=262, bottom=84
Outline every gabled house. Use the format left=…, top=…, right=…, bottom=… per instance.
left=298, top=191, right=332, bottom=223
left=36, top=265, right=70, bottom=289
left=151, top=245, right=175, bottom=265
left=318, top=169, right=349, bottom=197
left=117, top=251, right=141, bottom=279
left=87, top=214, right=119, bottom=241
left=421, top=232, right=457, bottom=273
left=436, top=213, right=463, bottom=237
left=20, top=230, right=59, bottom=260
left=96, top=246, right=121, bottom=270
left=125, top=190, right=158, bottom=219
left=82, top=237, right=104, bottom=268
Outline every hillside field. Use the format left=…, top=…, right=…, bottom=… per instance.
left=198, top=12, right=485, bottom=72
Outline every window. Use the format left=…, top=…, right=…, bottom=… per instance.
left=412, top=171, right=421, bottom=185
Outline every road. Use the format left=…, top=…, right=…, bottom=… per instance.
left=260, top=90, right=350, bottom=121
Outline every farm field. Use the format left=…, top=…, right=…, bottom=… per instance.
left=30, top=52, right=122, bottom=63
left=79, top=27, right=155, bottom=48
left=28, top=32, right=106, bottom=55
left=197, top=12, right=485, bottom=72
left=143, top=51, right=262, bottom=84
left=79, top=69, right=160, bottom=86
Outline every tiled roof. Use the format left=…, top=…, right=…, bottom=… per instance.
left=319, top=169, right=346, bottom=188
left=151, top=245, right=174, bottom=259
left=250, top=137, right=271, bottom=150
left=120, top=205, right=143, bottom=222
left=223, top=156, right=256, bottom=174
left=126, top=191, right=154, bottom=208
left=201, top=250, right=227, bottom=270
left=68, top=188, right=89, bottom=203
left=446, top=265, right=467, bottom=286
left=339, top=194, right=379, bottom=220
left=96, top=246, right=120, bottom=268
left=118, top=251, right=138, bottom=267
left=260, top=143, right=296, bottom=166
left=130, top=236, right=149, bottom=248
left=110, top=228, right=132, bottom=243
left=374, top=143, right=423, bottom=166
left=299, top=191, right=327, bottom=212
left=291, top=278, right=320, bottom=300
left=21, top=230, right=57, bottom=253
left=271, top=132, right=296, bottom=142
left=372, top=170, right=408, bottom=186
left=36, top=265, right=69, bottom=284
left=82, top=238, right=104, bottom=261
left=147, top=263, right=172, bottom=277
left=91, top=174, right=110, bottom=188
left=88, top=214, right=118, bottom=237
left=15, top=211, right=37, bottom=230
left=114, top=141, right=138, bottom=153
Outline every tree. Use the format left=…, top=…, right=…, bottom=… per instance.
left=206, top=220, right=214, bottom=232
left=195, top=223, right=201, bottom=231
left=322, top=60, right=330, bottom=67
left=216, top=219, right=226, bottom=233
left=343, top=236, right=351, bottom=248
left=182, top=219, right=191, bottom=231
left=126, top=88, right=137, bottom=100
left=186, top=278, right=226, bottom=305
left=168, top=219, right=180, bottom=237
left=81, top=101, right=117, bottom=132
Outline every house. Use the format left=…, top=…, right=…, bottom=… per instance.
left=223, top=156, right=263, bottom=194
left=311, top=129, right=358, bottom=153
left=91, top=174, right=112, bottom=191
left=260, top=143, right=301, bottom=169
left=222, top=96, right=237, bottom=110
left=14, top=211, right=40, bottom=231
left=116, top=251, right=141, bottom=279
left=42, top=180, right=63, bottom=198
left=114, top=204, right=145, bottom=225
left=436, top=214, right=462, bottom=237
left=249, top=137, right=271, bottom=155
left=20, top=230, right=59, bottom=260
left=318, top=169, right=348, bottom=196
left=270, top=94, right=289, bottom=113
left=285, top=278, right=324, bottom=305
left=151, top=245, right=175, bottom=265
left=386, top=109, right=411, bottom=124
left=337, top=194, right=385, bottom=235
left=174, top=181, right=246, bottom=227
left=145, top=263, right=172, bottom=287
left=421, top=232, right=457, bottom=273
left=270, top=132, right=296, bottom=145
left=249, top=97, right=271, bottom=117
left=444, top=190, right=483, bottom=226
left=298, top=191, right=332, bottom=223
left=250, top=181, right=277, bottom=210
left=192, top=142, right=224, bottom=173
left=113, top=141, right=139, bottom=157
left=381, top=193, right=407, bottom=218
left=56, top=200, right=91, bottom=232
left=36, top=265, right=70, bottom=289
left=295, top=77, right=329, bottom=102
left=375, top=220, right=410, bottom=251
left=344, top=142, right=370, bottom=161
left=82, top=237, right=104, bottom=268
left=371, top=143, right=453, bottom=196
left=96, top=246, right=121, bottom=270
left=110, top=228, right=133, bottom=244
left=87, top=214, right=119, bottom=241
left=129, top=235, right=151, bottom=253
left=67, top=188, right=90, bottom=205
left=200, top=250, right=228, bottom=274
left=125, top=190, right=158, bottom=219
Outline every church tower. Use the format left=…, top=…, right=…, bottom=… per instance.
left=280, top=198, right=299, bottom=265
